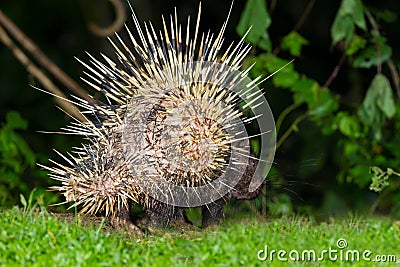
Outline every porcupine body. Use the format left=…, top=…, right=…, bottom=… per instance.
left=42, top=3, right=269, bottom=231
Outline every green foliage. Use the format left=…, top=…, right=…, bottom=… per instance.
left=346, top=35, right=367, bottom=56
left=236, top=0, right=271, bottom=51
left=369, top=166, right=400, bottom=193
left=358, top=74, right=395, bottom=140
left=292, top=77, right=339, bottom=117
left=20, top=188, right=46, bottom=213
left=331, top=0, right=366, bottom=45
left=353, top=36, right=392, bottom=68
left=0, top=111, right=36, bottom=205
left=281, top=31, right=309, bottom=57
left=238, top=0, right=400, bottom=214
left=0, top=113, right=55, bottom=208
left=370, top=8, right=397, bottom=23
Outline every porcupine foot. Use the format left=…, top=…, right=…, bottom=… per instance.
left=201, top=198, right=226, bottom=228
left=111, top=205, right=143, bottom=236
left=201, top=152, right=262, bottom=228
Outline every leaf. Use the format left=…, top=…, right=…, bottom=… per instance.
left=362, top=74, right=395, bottom=120
left=11, top=134, right=36, bottom=167
left=353, top=38, right=392, bottom=68
left=346, top=35, right=367, bottom=56
left=309, top=89, right=339, bottom=117
left=358, top=90, right=381, bottom=127
left=358, top=74, right=395, bottom=140
left=280, top=31, right=309, bottom=57
left=348, top=164, right=371, bottom=186
left=6, top=111, right=28, bottom=131
left=330, top=0, right=366, bottom=46
left=291, top=77, right=338, bottom=117
left=338, top=113, right=362, bottom=138
left=337, top=0, right=366, bottom=30
left=236, top=0, right=272, bottom=51
left=342, top=141, right=366, bottom=164
left=261, top=54, right=293, bottom=73
left=350, top=0, right=367, bottom=30
left=250, top=139, right=260, bottom=155
left=291, top=77, right=318, bottom=106
left=272, top=70, right=299, bottom=88
left=319, top=115, right=339, bottom=135
left=331, top=15, right=354, bottom=46
left=375, top=74, right=396, bottom=119
left=369, top=166, right=390, bottom=193
left=372, top=9, right=397, bottom=23
left=251, top=54, right=298, bottom=88
left=20, top=194, right=27, bottom=210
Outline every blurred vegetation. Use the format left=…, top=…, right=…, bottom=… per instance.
left=0, top=0, right=399, bottom=218
left=0, top=111, right=35, bottom=204
left=1, top=207, right=399, bottom=266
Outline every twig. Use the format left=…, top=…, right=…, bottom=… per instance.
left=272, top=0, right=316, bottom=56
left=323, top=50, right=346, bottom=88
left=0, top=24, right=85, bottom=122
left=369, top=180, right=400, bottom=214
left=275, top=103, right=300, bottom=135
left=365, top=8, right=400, bottom=96
left=88, top=0, right=126, bottom=37
left=0, top=9, right=93, bottom=103
left=293, top=0, right=316, bottom=32
left=276, top=112, right=308, bottom=150
left=387, top=59, right=400, bottom=98
left=365, top=8, right=382, bottom=74
left=269, top=0, right=277, bottom=14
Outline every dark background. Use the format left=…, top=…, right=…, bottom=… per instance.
left=0, top=0, right=399, bottom=217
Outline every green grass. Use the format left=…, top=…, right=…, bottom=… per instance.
left=0, top=207, right=399, bottom=266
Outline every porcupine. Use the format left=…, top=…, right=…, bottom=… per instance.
left=41, top=2, right=272, bottom=231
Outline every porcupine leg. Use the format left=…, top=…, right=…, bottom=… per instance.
left=201, top=197, right=226, bottom=228
left=146, top=201, right=188, bottom=227
left=201, top=152, right=261, bottom=228
left=230, top=152, right=262, bottom=200
left=111, top=204, right=143, bottom=235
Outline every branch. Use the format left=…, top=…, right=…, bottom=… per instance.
left=0, top=9, right=93, bottom=103
left=323, top=50, right=346, bottom=88
left=272, top=0, right=316, bottom=56
left=0, top=24, right=85, bottom=122
left=369, top=179, right=400, bottom=214
left=365, top=9, right=382, bottom=74
left=275, top=103, right=300, bottom=135
left=387, top=59, right=400, bottom=98
left=276, top=112, right=308, bottom=150
left=88, top=0, right=126, bottom=37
